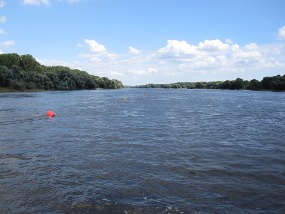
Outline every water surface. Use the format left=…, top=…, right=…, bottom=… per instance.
left=0, top=89, right=285, bottom=213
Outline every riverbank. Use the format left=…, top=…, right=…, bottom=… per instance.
left=136, top=74, right=285, bottom=91
left=0, top=87, right=124, bottom=93
left=0, top=87, right=45, bottom=93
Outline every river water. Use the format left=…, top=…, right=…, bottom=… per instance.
left=0, top=89, right=284, bottom=213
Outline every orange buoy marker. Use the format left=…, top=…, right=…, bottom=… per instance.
left=47, top=110, right=55, bottom=117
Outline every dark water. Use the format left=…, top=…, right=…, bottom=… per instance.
left=0, top=89, right=285, bottom=213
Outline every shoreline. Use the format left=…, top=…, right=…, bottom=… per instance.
left=0, top=87, right=124, bottom=93
left=1, top=87, right=284, bottom=93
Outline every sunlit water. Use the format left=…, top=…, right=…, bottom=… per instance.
left=0, top=89, right=285, bottom=213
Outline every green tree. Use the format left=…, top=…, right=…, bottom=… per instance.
left=0, top=65, right=13, bottom=87
left=270, top=75, right=285, bottom=90
left=246, top=79, right=261, bottom=90
left=11, top=65, right=26, bottom=80
left=233, top=78, right=244, bottom=90
left=0, top=53, right=124, bottom=91
left=222, top=80, right=231, bottom=89
left=261, top=76, right=273, bottom=90
left=20, top=54, right=43, bottom=72
left=8, top=79, right=25, bottom=91
left=0, top=53, right=21, bottom=68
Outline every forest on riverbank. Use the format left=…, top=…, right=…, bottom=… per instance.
left=0, top=53, right=123, bottom=91
left=138, top=75, right=285, bottom=91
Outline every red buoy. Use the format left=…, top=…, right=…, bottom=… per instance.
left=47, top=110, right=55, bottom=117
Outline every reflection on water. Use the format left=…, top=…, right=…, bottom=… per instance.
left=0, top=89, right=285, bottom=213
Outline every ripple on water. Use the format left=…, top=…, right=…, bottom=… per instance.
left=0, top=89, right=285, bottom=213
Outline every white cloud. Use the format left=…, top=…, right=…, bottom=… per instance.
left=130, top=69, right=147, bottom=75
left=80, top=39, right=117, bottom=64
left=55, top=27, right=285, bottom=85
left=198, top=39, right=229, bottom=51
left=148, top=67, right=158, bottom=73
left=152, top=39, right=283, bottom=80
left=130, top=70, right=147, bottom=75
left=230, top=44, right=240, bottom=51
left=0, top=16, right=6, bottom=23
left=156, top=40, right=201, bottom=58
left=225, top=39, right=233, bottom=45
left=84, top=39, right=106, bottom=53
left=0, top=40, right=15, bottom=47
left=108, top=70, right=124, bottom=77
left=130, top=67, right=157, bottom=75
left=235, top=50, right=262, bottom=60
left=277, top=26, right=285, bottom=40
left=0, top=1, right=6, bottom=8
left=106, top=53, right=116, bottom=60
left=233, top=43, right=262, bottom=61
left=245, top=43, right=258, bottom=50
left=23, top=0, right=49, bottom=6
left=128, top=46, right=141, bottom=55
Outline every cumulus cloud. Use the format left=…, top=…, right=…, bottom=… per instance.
left=152, top=38, right=281, bottom=78
left=148, top=67, right=158, bottom=73
left=130, top=69, right=147, bottom=75
left=128, top=46, right=141, bottom=55
left=225, top=39, right=233, bottom=45
left=156, top=40, right=201, bottom=58
left=234, top=49, right=262, bottom=60
left=74, top=33, right=285, bottom=85
left=277, top=26, right=285, bottom=40
left=84, top=39, right=106, bottom=53
left=230, top=44, right=240, bottom=51
left=23, top=0, right=49, bottom=6
left=109, top=70, right=124, bottom=77
left=232, top=43, right=262, bottom=63
left=152, top=39, right=271, bottom=74
left=81, top=53, right=115, bottom=63
left=0, top=1, right=6, bottom=8
left=0, top=16, right=6, bottom=23
left=130, top=67, right=158, bottom=75
left=80, top=39, right=117, bottom=63
left=245, top=43, right=258, bottom=50
left=106, top=53, right=116, bottom=60
left=198, top=39, right=229, bottom=51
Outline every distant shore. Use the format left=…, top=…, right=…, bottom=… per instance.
left=136, top=74, right=285, bottom=91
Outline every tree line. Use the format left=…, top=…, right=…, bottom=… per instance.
left=138, top=75, right=285, bottom=91
left=0, top=53, right=123, bottom=91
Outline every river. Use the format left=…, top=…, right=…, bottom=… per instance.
left=0, top=88, right=284, bottom=213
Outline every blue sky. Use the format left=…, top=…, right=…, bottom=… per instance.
left=0, top=0, right=285, bottom=85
